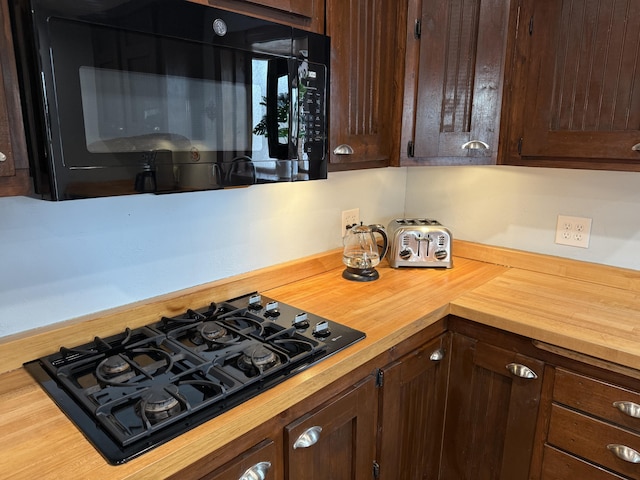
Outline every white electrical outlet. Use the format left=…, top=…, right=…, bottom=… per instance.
left=555, top=215, right=592, bottom=248
left=341, top=208, right=360, bottom=237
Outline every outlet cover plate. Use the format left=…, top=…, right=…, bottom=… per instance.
left=341, top=208, right=360, bottom=237
left=555, top=215, right=592, bottom=248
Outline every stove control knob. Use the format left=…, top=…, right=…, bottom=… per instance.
left=248, top=294, right=263, bottom=311
left=264, top=301, right=281, bottom=317
left=293, top=312, right=310, bottom=329
left=312, top=320, right=331, bottom=338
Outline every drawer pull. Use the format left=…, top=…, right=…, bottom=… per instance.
left=461, top=140, right=489, bottom=150
left=506, top=363, right=538, bottom=379
left=607, top=444, right=640, bottom=464
left=239, top=461, right=271, bottom=480
left=333, top=144, right=354, bottom=155
left=429, top=348, right=445, bottom=362
left=293, top=426, right=322, bottom=449
left=613, top=401, right=640, bottom=419
left=633, top=143, right=640, bottom=152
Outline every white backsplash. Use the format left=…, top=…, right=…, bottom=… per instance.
left=3, top=164, right=640, bottom=338
left=0, top=168, right=406, bottom=337
left=404, top=165, right=640, bottom=271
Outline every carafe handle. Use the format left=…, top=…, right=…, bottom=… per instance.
left=370, top=224, right=388, bottom=259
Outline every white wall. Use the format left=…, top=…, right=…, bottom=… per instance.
left=405, top=165, right=640, bottom=270
left=0, top=168, right=407, bottom=337
left=4, top=163, right=640, bottom=338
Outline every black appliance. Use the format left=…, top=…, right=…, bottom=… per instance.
left=23, top=292, right=364, bottom=464
left=9, top=0, right=329, bottom=200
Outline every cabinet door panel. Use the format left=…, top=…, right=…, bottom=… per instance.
left=518, top=0, right=640, bottom=163
left=378, top=333, right=450, bottom=480
left=440, top=333, right=543, bottom=480
left=284, top=375, right=376, bottom=480
left=327, top=0, right=398, bottom=167
left=201, top=439, right=282, bottom=480
left=406, top=0, right=509, bottom=164
left=0, top=0, right=31, bottom=196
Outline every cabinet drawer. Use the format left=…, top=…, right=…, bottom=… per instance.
left=554, top=368, right=640, bottom=433
left=541, top=444, right=627, bottom=480
left=548, top=404, right=640, bottom=479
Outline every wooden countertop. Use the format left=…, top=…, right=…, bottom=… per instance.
left=2, top=241, right=640, bottom=479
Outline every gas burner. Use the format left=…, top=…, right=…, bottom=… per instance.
left=98, top=355, right=132, bottom=376
left=138, top=385, right=183, bottom=424
left=237, top=344, right=281, bottom=375
left=95, top=347, right=174, bottom=386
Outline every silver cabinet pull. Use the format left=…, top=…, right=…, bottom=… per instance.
left=633, top=143, right=640, bottom=151
left=0, top=152, right=6, bottom=162
left=607, top=444, right=640, bottom=463
left=461, top=140, right=489, bottom=150
left=333, top=144, right=354, bottom=155
left=293, top=426, right=322, bottom=449
left=429, top=348, right=445, bottom=362
left=613, top=401, right=640, bottom=419
left=239, top=461, right=271, bottom=480
left=506, top=363, right=538, bottom=379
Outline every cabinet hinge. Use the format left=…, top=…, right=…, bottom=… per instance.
left=373, top=461, right=380, bottom=479
left=517, top=137, right=523, bottom=155
left=407, top=140, right=415, bottom=158
left=375, top=369, right=384, bottom=387
left=414, top=19, right=421, bottom=39
left=529, top=16, right=534, bottom=35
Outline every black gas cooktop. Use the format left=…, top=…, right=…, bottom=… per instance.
left=24, top=292, right=365, bottom=464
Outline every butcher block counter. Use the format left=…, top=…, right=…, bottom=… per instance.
left=2, top=240, right=640, bottom=479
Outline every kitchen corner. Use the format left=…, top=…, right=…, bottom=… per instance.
left=3, top=240, right=640, bottom=478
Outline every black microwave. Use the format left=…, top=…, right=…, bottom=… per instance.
left=10, top=0, right=329, bottom=200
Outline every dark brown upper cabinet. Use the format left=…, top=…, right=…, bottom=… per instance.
left=399, top=0, right=512, bottom=166
left=327, top=0, right=404, bottom=170
left=0, top=0, right=31, bottom=197
left=187, top=0, right=325, bottom=33
left=501, top=0, right=640, bottom=170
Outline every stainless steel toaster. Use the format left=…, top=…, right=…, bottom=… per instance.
left=387, top=219, right=452, bottom=268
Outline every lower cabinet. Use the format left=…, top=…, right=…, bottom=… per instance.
left=284, top=375, right=377, bottom=480
left=537, top=367, right=640, bottom=480
left=377, top=333, right=451, bottom=479
left=199, top=439, right=282, bottom=480
left=440, top=331, right=544, bottom=480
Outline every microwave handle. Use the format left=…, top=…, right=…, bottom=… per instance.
left=266, top=58, right=293, bottom=160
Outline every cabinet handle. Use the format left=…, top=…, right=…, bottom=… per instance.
left=333, top=144, right=354, bottom=155
left=429, top=348, right=445, bottom=361
left=461, top=140, right=489, bottom=150
left=633, top=143, right=640, bottom=152
left=613, top=401, right=640, bottom=419
left=293, top=426, right=322, bottom=449
left=607, top=444, right=640, bottom=464
left=0, top=152, right=6, bottom=162
left=239, top=461, right=271, bottom=480
left=505, top=363, right=538, bottom=379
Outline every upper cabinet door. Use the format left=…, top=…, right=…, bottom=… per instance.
left=401, top=0, right=511, bottom=165
left=0, top=0, right=31, bottom=197
left=503, top=0, right=640, bottom=170
left=327, top=0, right=402, bottom=169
